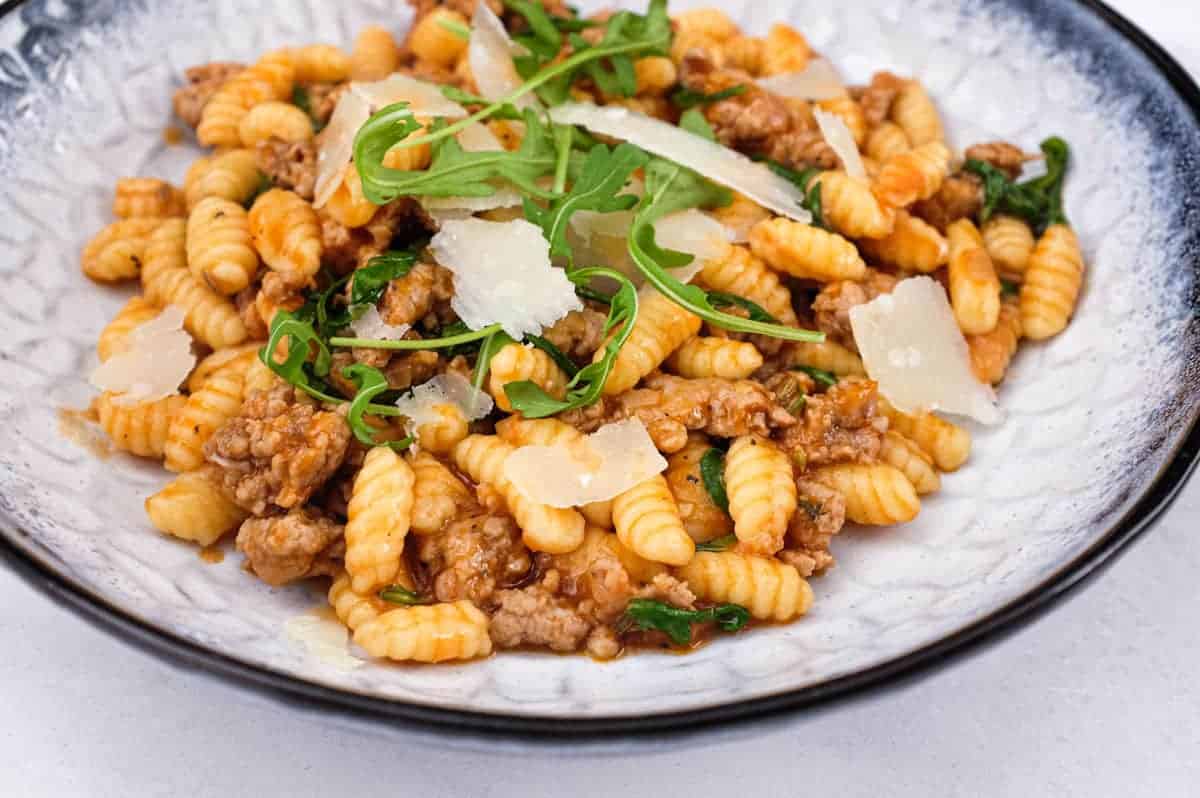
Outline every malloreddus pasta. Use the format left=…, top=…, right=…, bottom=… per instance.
left=71, top=0, right=1085, bottom=664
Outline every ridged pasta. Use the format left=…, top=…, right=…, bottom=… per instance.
left=248, top=188, right=322, bottom=286
left=599, top=289, right=702, bottom=395
left=413, top=403, right=470, bottom=455
left=92, top=392, right=186, bottom=459
left=857, top=210, right=949, bottom=273
left=186, top=342, right=261, bottom=393
left=146, top=253, right=249, bottom=350
left=1020, top=224, right=1085, bottom=340
left=285, top=44, right=351, bottom=83
left=890, top=81, right=944, bottom=147
left=164, top=369, right=246, bottom=473
left=761, top=23, right=811, bottom=75
left=749, top=217, right=866, bottom=282
left=633, top=56, right=677, bottom=97
left=197, top=51, right=295, bottom=149
left=243, top=356, right=280, bottom=397
left=666, top=336, right=763, bottom=380
left=145, top=467, right=247, bottom=546
left=185, top=149, right=261, bottom=211
left=237, top=101, right=314, bottom=147
left=968, top=298, right=1023, bottom=385
left=878, top=397, right=971, bottom=472
left=187, top=197, right=259, bottom=295
left=453, top=435, right=586, bottom=554
left=725, top=435, right=796, bottom=555
left=409, top=450, right=473, bottom=536
left=345, top=447, right=415, bottom=595
left=81, top=218, right=164, bottom=283
left=663, top=435, right=732, bottom=544
left=720, top=35, right=764, bottom=75
left=328, top=571, right=389, bottom=632
left=673, top=8, right=739, bottom=41
left=878, top=431, right=940, bottom=495
left=113, top=178, right=186, bottom=219
left=612, top=474, right=696, bottom=566
left=97, top=296, right=160, bottom=362
left=677, top=552, right=812, bottom=621
left=488, top=343, right=570, bottom=412
left=350, top=26, right=401, bottom=82
left=140, top=219, right=187, bottom=303
left=781, top=339, right=865, bottom=377
left=710, top=194, right=773, bottom=242
left=697, top=245, right=799, bottom=327
left=354, top=601, right=493, bottom=663
left=811, top=463, right=920, bottom=525
left=323, top=166, right=379, bottom=229
left=982, top=214, right=1036, bottom=279
left=872, top=141, right=952, bottom=209
left=381, top=133, right=434, bottom=174
left=947, top=218, right=1002, bottom=335
left=408, top=8, right=469, bottom=67
left=865, top=121, right=911, bottom=163
left=811, top=171, right=896, bottom=239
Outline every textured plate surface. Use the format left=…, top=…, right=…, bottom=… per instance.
left=0, top=0, right=1196, bottom=727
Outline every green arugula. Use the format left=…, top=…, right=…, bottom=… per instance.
left=706, top=292, right=778, bottom=324
left=794, top=365, right=837, bottom=388
left=695, top=534, right=737, bottom=553
left=524, top=142, right=648, bottom=262
left=437, top=15, right=472, bottom=41
left=348, top=250, right=416, bottom=312
left=620, top=598, right=751, bottom=645
left=355, top=107, right=559, bottom=205
left=504, top=0, right=564, bottom=62
left=503, top=267, right=638, bottom=417
left=291, top=85, right=325, bottom=133
left=699, top=447, right=730, bottom=513
left=342, top=364, right=414, bottom=451
left=1001, top=279, right=1020, bottom=297
left=379, top=585, right=432, bottom=606
left=526, top=335, right=581, bottom=377
left=670, top=84, right=747, bottom=109
left=471, top=328, right=517, bottom=395
left=759, top=159, right=827, bottom=230
left=439, top=86, right=525, bottom=121
left=331, top=323, right=504, bottom=351
left=964, top=136, right=1071, bottom=232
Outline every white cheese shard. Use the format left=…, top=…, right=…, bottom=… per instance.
left=314, top=89, right=372, bottom=208
left=89, top=306, right=195, bottom=406
left=548, top=103, right=813, bottom=224
left=395, top=373, right=494, bottom=441
left=349, top=305, right=410, bottom=342
left=429, top=218, right=583, bottom=339
left=654, top=209, right=734, bottom=284
left=849, top=276, right=1003, bottom=425
left=350, top=73, right=469, bottom=118
left=419, top=185, right=523, bottom=220
left=813, top=107, right=867, bottom=183
left=757, top=58, right=846, bottom=101
left=504, top=419, right=668, bottom=508
left=470, top=1, right=538, bottom=109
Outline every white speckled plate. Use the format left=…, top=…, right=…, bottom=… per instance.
left=0, top=0, right=1197, bottom=733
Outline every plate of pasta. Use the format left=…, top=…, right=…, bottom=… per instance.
left=0, top=0, right=1197, bottom=732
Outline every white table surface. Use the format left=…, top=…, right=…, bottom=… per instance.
left=3, top=3, right=1199, bottom=796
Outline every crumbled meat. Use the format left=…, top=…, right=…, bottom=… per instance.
left=637, top=573, right=697, bottom=609
left=853, top=71, right=906, bottom=127
left=541, top=308, right=609, bottom=363
left=779, top=479, right=846, bottom=576
left=550, top=540, right=637, bottom=625
left=775, top=377, right=887, bottom=468
left=911, top=172, right=983, bottom=232
left=236, top=508, right=344, bottom=586
left=319, top=199, right=423, bottom=275
left=205, top=384, right=352, bottom=514
left=679, top=51, right=792, bottom=151
left=418, top=512, right=531, bottom=607
left=562, top=373, right=796, bottom=454
left=811, top=270, right=898, bottom=352
left=307, top=82, right=349, bottom=126
left=235, top=285, right=268, bottom=341
left=256, top=139, right=317, bottom=200
left=763, top=127, right=840, bottom=172
left=378, top=262, right=455, bottom=328
left=173, top=62, right=244, bottom=128
left=490, top=574, right=593, bottom=653
left=759, top=369, right=817, bottom=414
left=964, top=141, right=1035, bottom=180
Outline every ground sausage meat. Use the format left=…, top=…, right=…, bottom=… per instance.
left=541, top=308, right=609, bottom=363
left=173, top=62, right=244, bottom=128
left=852, top=71, right=906, bottom=127
left=811, top=269, right=898, bottom=352
left=205, top=384, right=352, bottom=515
left=418, top=512, right=532, bottom=607
left=236, top=508, right=344, bottom=586
left=489, top=574, right=593, bottom=653
left=911, top=172, right=983, bottom=232
left=780, top=479, right=846, bottom=577
left=378, top=262, right=455, bottom=328
left=256, top=139, right=317, bottom=200
left=964, top=141, right=1034, bottom=180
left=307, top=82, right=349, bottom=127
left=775, top=378, right=887, bottom=467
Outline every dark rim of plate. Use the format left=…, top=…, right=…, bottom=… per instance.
left=0, top=0, right=1198, bottom=737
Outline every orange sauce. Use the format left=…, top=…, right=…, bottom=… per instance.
left=163, top=125, right=184, bottom=146
left=198, top=545, right=225, bottom=564
left=56, top=406, right=112, bottom=460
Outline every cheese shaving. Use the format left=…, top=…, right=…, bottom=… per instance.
left=757, top=58, right=846, bottom=101
left=349, top=305, right=410, bottom=342
left=548, top=103, right=813, bottom=223
left=395, top=373, right=494, bottom=440
left=470, top=1, right=538, bottom=109
left=849, top=276, right=1002, bottom=425
left=654, top=209, right=734, bottom=284
left=503, top=419, right=668, bottom=508
left=89, top=305, right=195, bottom=406
left=813, top=107, right=867, bottom=183
left=349, top=73, right=469, bottom=118
left=429, top=218, right=582, bottom=339
left=314, top=89, right=371, bottom=208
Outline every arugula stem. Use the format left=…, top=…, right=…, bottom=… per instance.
left=552, top=124, right=574, bottom=195
left=331, top=324, right=504, bottom=351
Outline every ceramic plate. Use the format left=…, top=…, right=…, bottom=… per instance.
left=0, top=0, right=1197, bottom=733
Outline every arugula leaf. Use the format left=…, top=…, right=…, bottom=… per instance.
left=964, top=136, right=1071, bottom=232
left=349, top=250, right=416, bottom=313
left=1001, top=279, right=1020, bottom=297
left=342, top=363, right=414, bottom=451
left=794, top=365, right=837, bottom=388
left=355, top=106, right=559, bottom=205
left=706, top=292, right=779, bottom=324
left=671, top=84, right=747, bottom=109
left=437, top=15, right=472, bottom=41
left=699, top=447, right=730, bottom=513
left=291, top=85, right=325, bottom=133
left=472, top=329, right=517, bottom=395
left=503, top=267, right=638, bottom=417
left=757, top=159, right=827, bottom=229
left=526, top=335, right=580, bottom=378
left=504, top=0, right=563, bottom=61
left=439, top=86, right=525, bottom=121
left=627, top=154, right=825, bottom=343
left=331, top=323, right=504, bottom=351
left=695, top=534, right=737, bottom=553
left=620, top=599, right=751, bottom=645
left=678, top=108, right=718, bottom=140
left=261, top=311, right=339, bottom=404
left=575, top=283, right=614, bottom=305
left=379, top=585, right=432, bottom=606
left=523, top=142, right=649, bottom=262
